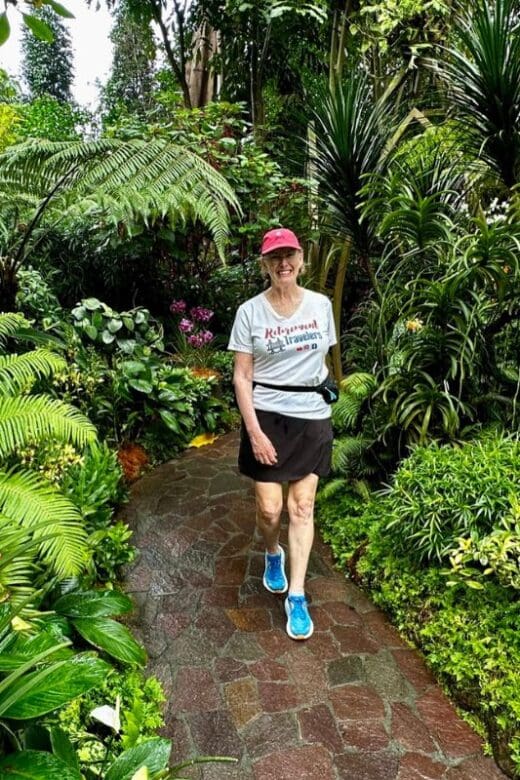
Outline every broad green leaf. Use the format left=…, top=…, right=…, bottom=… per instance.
left=159, top=410, right=180, bottom=433
left=53, top=589, right=133, bottom=618
left=0, top=12, right=10, bottom=45
left=0, top=750, right=81, bottom=779
left=72, top=617, right=146, bottom=666
left=83, top=298, right=102, bottom=311
left=23, top=14, right=54, bottom=42
left=84, top=325, right=98, bottom=340
left=102, top=330, right=116, bottom=345
left=0, top=654, right=110, bottom=719
left=48, top=0, right=75, bottom=18
left=121, top=360, right=145, bottom=376
left=107, top=319, right=123, bottom=334
left=50, top=726, right=80, bottom=771
left=129, top=379, right=153, bottom=394
left=121, top=316, right=135, bottom=331
left=105, top=739, right=171, bottom=780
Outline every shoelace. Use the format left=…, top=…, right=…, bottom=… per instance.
left=289, top=596, right=307, bottom=621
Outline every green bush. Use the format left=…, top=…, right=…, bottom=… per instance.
left=72, top=299, right=163, bottom=356
left=383, top=434, right=520, bottom=562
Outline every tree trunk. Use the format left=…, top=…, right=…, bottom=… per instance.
left=187, top=21, right=219, bottom=108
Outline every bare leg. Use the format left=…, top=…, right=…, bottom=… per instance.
left=286, top=473, right=319, bottom=593
left=255, top=481, right=283, bottom=554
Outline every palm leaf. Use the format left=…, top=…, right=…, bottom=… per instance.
left=0, top=314, right=29, bottom=346
left=0, top=469, right=87, bottom=576
left=0, top=395, right=96, bottom=458
left=0, top=350, right=66, bottom=395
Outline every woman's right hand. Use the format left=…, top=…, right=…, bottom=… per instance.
left=249, top=429, right=278, bottom=466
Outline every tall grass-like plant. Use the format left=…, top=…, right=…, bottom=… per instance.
left=436, top=0, right=520, bottom=187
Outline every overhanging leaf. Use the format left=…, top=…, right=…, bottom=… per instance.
left=22, top=14, right=54, bottom=43
left=0, top=750, right=81, bottom=779
left=0, top=12, right=10, bottom=45
left=53, top=589, right=133, bottom=618
left=72, top=617, right=146, bottom=666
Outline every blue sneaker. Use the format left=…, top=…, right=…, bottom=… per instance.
left=285, top=594, right=314, bottom=640
left=263, top=547, right=288, bottom=593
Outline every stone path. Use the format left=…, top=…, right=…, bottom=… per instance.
left=124, top=432, right=506, bottom=780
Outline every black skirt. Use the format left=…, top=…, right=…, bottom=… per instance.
left=238, top=409, right=333, bottom=483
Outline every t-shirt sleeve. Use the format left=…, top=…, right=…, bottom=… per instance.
left=327, top=299, right=337, bottom=347
left=228, top=303, right=253, bottom=353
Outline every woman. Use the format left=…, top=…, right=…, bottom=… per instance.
left=228, top=227, right=337, bottom=640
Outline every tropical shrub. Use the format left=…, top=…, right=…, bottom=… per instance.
left=382, top=434, right=520, bottom=562
left=72, top=299, right=163, bottom=356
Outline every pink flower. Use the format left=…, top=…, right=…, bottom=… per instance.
left=170, top=299, right=187, bottom=314
left=187, top=333, right=204, bottom=348
left=201, top=329, right=214, bottom=344
left=179, top=318, right=194, bottom=333
left=190, top=306, right=214, bottom=323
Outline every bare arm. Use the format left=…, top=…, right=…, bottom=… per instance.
left=233, top=351, right=277, bottom=466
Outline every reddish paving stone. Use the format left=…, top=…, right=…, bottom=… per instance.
left=172, top=667, right=220, bottom=712
left=249, top=658, right=289, bottom=682
left=311, top=604, right=335, bottom=630
left=156, top=611, right=191, bottom=639
left=330, top=684, right=386, bottom=721
left=225, top=607, right=273, bottom=632
left=224, top=677, right=262, bottom=729
left=214, top=657, right=249, bottom=682
left=306, top=576, right=351, bottom=602
left=444, top=757, right=508, bottom=779
left=335, top=750, right=399, bottom=779
left=392, top=648, right=437, bottom=692
left=287, top=648, right=329, bottom=704
left=340, top=719, right=390, bottom=751
left=214, top=557, right=248, bottom=585
left=241, top=712, right=299, bottom=759
left=365, top=611, right=409, bottom=648
left=391, top=702, right=437, bottom=753
left=219, top=533, right=253, bottom=556
left=322, top=600, right=364, bottom=625
left=299, top=704, right=344, bottom=753
left=202, top=587, right=240, bottom=607
left=397, top=753, right=448, bottom=780
left=187, top=710, right=242, bottom=758
left=257, top=680, right=299, bottom=712
left=256, top=629, right=294, bottom=658
left=417, top=689, right=483, bottom=758
left=253, top=745, right=335, bottom=780
left=305, top=630, right=342, bottom=661
left=193, top=608, right=236, bottom=648
left=332, top=624, right=381, bottom=654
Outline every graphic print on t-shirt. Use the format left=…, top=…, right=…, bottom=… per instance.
left=264, top=318, right=323, bottom=355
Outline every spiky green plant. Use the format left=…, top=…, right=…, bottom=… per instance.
left=436, top=0, right=520, bottom=187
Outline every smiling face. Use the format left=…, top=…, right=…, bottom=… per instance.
left=261, top=248, right=304, bottom=289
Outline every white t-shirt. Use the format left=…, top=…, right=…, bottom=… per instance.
left=228, top=289, right=337, bottom=419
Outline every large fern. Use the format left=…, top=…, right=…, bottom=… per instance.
left=333, top=372, right=377, bottom=432
left=0, top=137, right=241, bottom=260
left=0, top=471, right=87, bottom=577
left=0, top=350, right=67, bottom=395
left=0, top=395, right=96, bottom=459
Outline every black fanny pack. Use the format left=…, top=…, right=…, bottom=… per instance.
left=253, top=375, right=339, bottom=405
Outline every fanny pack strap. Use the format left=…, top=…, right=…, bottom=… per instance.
left=253, top=381, right=320, bottom=393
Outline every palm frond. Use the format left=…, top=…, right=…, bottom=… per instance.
left=332, top=435, right=378, bottom=477
left=0, top=350, right=66, bottom=395
left=0, top=470, right=88, bottom=576
left=0, top=395, right=96, bottom=458
left=333, top=372, right=377, bottom=431
left=0, top=138, right=241, bottom=259
left=0, top=314, right=29, bottom=346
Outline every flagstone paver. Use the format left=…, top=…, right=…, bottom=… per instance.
left=123, top=432, right=507, bottom=780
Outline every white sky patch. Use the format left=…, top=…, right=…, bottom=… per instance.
left=0, top=2, right=114, bottom=108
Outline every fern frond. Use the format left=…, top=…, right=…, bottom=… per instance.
left=0, top=395, right=96, bottom=458
left=318, top=478, right=350, bottom=500
left=332, top=435, right=377, bottom=476
left=0, top=470, right=88, bottom=576
left=0, top=350, right=66, bottom=395
left=0, top=314, right=29, bottom=347
left=333, top=372, right=377, bottom=432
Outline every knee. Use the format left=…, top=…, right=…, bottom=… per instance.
left=257, top=500, right=282, bottom=527
left=288, top=497, right=314, bottom=526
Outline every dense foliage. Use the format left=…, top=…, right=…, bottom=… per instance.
left=1, top=0, right=520, bottom=775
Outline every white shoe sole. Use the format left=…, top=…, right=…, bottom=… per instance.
left=284, top=598, right=314, bottom=640
left=263, top=547, right=288, bottom=594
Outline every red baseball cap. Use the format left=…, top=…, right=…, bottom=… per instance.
left=261, top=227, right=302, bottom=256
